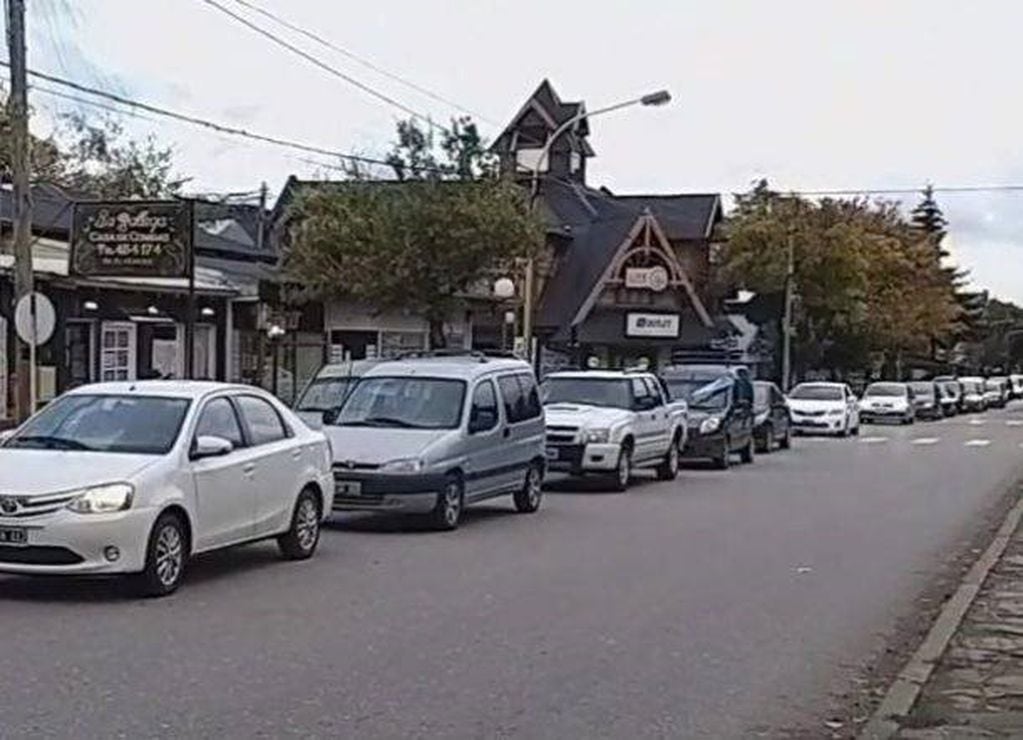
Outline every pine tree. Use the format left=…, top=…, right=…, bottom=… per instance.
left=911, top=184, right=949, bottom=258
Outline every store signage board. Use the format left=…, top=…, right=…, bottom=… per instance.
left=625, top=312, right=680, bottom=338
left=624, top=266, right=669, bottom=292
left=71, top=201, right=191, bottom=278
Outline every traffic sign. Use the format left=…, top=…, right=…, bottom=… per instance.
left=14, top=292, right=56, bottom=346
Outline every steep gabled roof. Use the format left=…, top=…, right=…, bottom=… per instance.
left=490, top=79, right=595, bottom=156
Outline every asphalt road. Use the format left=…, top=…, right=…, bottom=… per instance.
left=4, top=405, right=1023, bottom=739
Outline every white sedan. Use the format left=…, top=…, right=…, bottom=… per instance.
left=787, top=381, right=861, bottom=436
left=0, top=382, right=335, bottom=596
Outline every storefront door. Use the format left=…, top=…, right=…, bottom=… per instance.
left=100, top=322, right=137, bottom=382
left=65, top=320, right=95, bottom=388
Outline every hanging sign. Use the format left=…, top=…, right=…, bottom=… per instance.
left=625, top=312, right=680, bottom=338
left=624, top=266, right=669, bottom=292
left=71, top=201, right=191, bottom=278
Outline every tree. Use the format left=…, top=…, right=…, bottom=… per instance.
left=285, top=118, right=544, bottom=348
left=910, top=184, right=948, bottom=251
left=0, top=95, right=186, bottom=198
left=722, top=180, right=960, bottom=379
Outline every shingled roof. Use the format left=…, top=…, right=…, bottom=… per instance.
left=536, top=178, right=722, bottom=335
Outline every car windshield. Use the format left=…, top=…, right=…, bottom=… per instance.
left=909, top=383, right=936, bottom=397
left=3, top=394, right=191, bottom=454
left=985, top=379, right=1004, bottom=390
left=789, top=384, right=843, bottom=401
left=940, top=383, right=958, bottom=398
left=961, top=380, right=984, bottom=394
left=864, top=383, right=907, bottom=398
left=753, top=384, right=771, bottom=409
left=542, top=377, right=632, bottom=409
left=689, top=378, right=731, bottom=411
left=296, top=376, right=357, bottom=412
left=336, top=377, right=466, bottom=430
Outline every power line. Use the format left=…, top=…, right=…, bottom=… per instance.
left=3, top=62, right=454, bottom=176
left=225, top=0, right=494, bottom=125
left=779, top=185, right=1023, bottom=197
left=198, top=0, right=449, bottom=134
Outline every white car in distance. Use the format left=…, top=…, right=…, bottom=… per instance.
left=0, top=382, right=335, bottom=597
left=787, top=382, right=861, bottom=436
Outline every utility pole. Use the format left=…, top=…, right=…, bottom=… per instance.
left=781, top=230, right=795, bottom=391
left=6, top=0, right=33, bottom=420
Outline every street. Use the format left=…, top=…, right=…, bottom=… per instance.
left=2, top=406, right=1023, bottom=738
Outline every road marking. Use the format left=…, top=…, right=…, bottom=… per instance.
left=912, top=437, right=940, bottom=446
left=969, top=418, right=986, bottom=426
left=1006, top=420, right=1023, bottom=427
left=964, top=439, right=991, bottom=447
left=859, top=436, right=889, bottom=444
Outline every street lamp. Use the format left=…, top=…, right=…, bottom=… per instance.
left=493, top=277, right=515, bottom=300
left=521, top=89, right=672, bottom=364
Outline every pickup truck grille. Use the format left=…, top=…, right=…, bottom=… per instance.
left=546, top=425, right=579, bottom=444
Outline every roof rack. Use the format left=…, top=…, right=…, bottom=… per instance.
left=391, top=349, right=521, bottom=362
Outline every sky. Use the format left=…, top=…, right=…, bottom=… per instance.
left=8, top=0, right=1023, bottom=302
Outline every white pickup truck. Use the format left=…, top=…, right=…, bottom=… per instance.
left=541, top=370, right=689, bottom=491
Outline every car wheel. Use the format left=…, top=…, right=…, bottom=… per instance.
left=839, top=418, right=850, bottom=437
left=513, top=462, right=544, bottom=513
left=755, top=426, right=773, bottom=454
left=739, top=436, right=754, bottom=464
left=278, top=488, right=321, bottom=560
left=656, top=434, right=681, bottom=481
left=136, top=511, right=188, bottom=598
left=713, top=437, right=731, bottom=470
left=430, top=475, right=464, bottom=530
left=611, top=445, right=633, bottom=492
left=779, top=425, right=792, bottom=449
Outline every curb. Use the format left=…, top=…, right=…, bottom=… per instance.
left=859, top=488, right=1023, bottom=739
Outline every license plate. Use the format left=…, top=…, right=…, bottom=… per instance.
left=545, top=447, right=560, bottom=461
left=336, top=481, right=362, bottom=496
left=0, top=527, right=27, bottom=546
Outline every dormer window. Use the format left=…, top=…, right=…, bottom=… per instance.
left=570, top=151, right=582, bottom=174
left=516, top=148, right=548, bottom=173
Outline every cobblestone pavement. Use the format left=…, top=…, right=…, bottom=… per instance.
left=898, top=522, right=1023, bottom=738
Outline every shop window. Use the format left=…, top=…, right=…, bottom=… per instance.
left=100, top=323, right=136, bottom=382
left=379, top=330, right=427, bottom=358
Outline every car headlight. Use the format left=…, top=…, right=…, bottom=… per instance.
left=584, top=429, right=610, bottom=444
left=699, top=417, right=721, bottom=434
left=379, top=457, right=424, bottom=473
left=66, top=483, right=134, bottom=514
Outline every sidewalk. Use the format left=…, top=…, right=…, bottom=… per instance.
left=895, top=513, right=1023, bottom=738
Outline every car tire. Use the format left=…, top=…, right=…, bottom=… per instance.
left=610, top=445, right=633, bottom=492
left=656, top=434, right=681, bottom=481
left=755, top=426, right=773, bottom=454
left=740, top=436, right=755, bottom=464
left=513, top=462, right=544, bottom=513
left=713, top=437, right=731, bottom=470
left=135, top=511, right=188, bottom=598
left=277, top=488, right=322, bottom=560
left=839, top=419, right=850, bottom=437
left=779, top=425, right=792, bottom=449
left=430, top=475, right=464, bottom=530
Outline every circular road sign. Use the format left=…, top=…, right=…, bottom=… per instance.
left=14, top=292, right=56, bottom=346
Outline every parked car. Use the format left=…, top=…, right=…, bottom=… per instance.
left=1010, top=374, right=1023, bottom=400
left=542, top=370, right=688, bottom=490
left=787, top=382, right=861, bottom=435
left=0, top=382, right=334, bottom=596
left=959, top=377, right=988, bottom=412
left=322, top=353, right=546, bottom=529
left=908, top=381, right=943, bottom=420
left=670, top=374, right=755, bottom=469
left=985, top=377, right=1009, bottom=409
left=752, top=380, right=792, bottom=453
left=859, top=382, right=915, bottom=424
left=936, top=380, right=961, bottom=417
left=293, top=359, right=381, bottom=429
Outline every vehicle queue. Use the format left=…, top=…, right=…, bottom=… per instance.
left=0, top=352, right=1019, bottom=597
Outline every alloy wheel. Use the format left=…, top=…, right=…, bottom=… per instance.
left=443, top=482, right=462, bottom=527
left=155, top=524, right=183, bottom=588
left=295, top=497, right=320, bottom=552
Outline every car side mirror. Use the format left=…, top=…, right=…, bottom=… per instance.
left=468, top=408, right=497, bottom=434
left=192, top=435, right=234, bottom=460
left=322, top=408, right=339, bottom=426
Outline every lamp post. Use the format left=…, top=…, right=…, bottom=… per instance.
left=493, top=277, right=516, bottom=352
left=521, top=89, right=672, bottom=365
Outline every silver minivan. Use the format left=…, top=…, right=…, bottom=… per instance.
left=322, top=353, right=546, bottom=530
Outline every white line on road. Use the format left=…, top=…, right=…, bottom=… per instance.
left=969, top=419, right=987, bottom=426
left=964, top=439, right=992, bottom=447
left=859, top=436, right=889, bottom=444
left=911, top=438, right=940, bottom=446
left=1006, top=420, right=1023, bottom=427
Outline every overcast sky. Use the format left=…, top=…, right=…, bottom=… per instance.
left=10, top=0, right=1023, bottom=302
